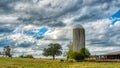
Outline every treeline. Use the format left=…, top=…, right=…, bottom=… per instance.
left=42, top=42, right=91, bottom=61
left=0, top=46, right=34, bottom=58
left=1, top=42, right=91, bottom=62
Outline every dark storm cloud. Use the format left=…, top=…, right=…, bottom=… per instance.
left=0, top=0, right=119, bottom=25
left=17, top=42, right=35, bottom=48
left=0, top=24, right=15, bottom=33
left=17, top=16, right=65, bottom=28
left=88, top=39, right=119, bottom=47
left=0, top=0, right=13, bottom=13
left=74, top=0, right=119, bottom=23
left=0, top=0, right=114, bottom=25
left=48, top=21, right=66, bottom=27
left=74, top=14, right=103, bottom=23
left=0, top=0, right=22, bottom=14
left=13, top=0, right=83, bottom=26
left=0, top=27, right=13, bottom=33
left=0, top=38, right=13, bottom=47
left=0, top=0, right=32, bottom=12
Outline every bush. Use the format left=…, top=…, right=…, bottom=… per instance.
left=60, top=59, right=64, bottom=62
left=67, top=48, right=91, bottom=61
left=19, top=55, right=34, bottom=58
left=68, top=59, right=74, bottom=62
left=72, top=52, right=84, bottom=61
left=19, top=55, right=24, bottom=58
left=24, top=55, right=34, bottom=58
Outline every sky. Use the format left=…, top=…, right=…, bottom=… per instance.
left=0, top=0, right=120, bottom=58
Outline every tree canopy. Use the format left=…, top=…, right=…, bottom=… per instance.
left=42, top=43, right=62, bottom=60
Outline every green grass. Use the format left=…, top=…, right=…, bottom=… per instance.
left=0, top=57, right=120, bottom=68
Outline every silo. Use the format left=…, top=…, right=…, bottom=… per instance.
left=73, top=24, right=85, bottom=52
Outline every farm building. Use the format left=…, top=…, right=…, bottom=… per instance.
left=98, top=51, right=120, bottom=59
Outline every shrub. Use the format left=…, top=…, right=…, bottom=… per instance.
left=24, top=55, right=34, bottom=58
left=19, top=55, right=34, bottom=58
left=19, top=55, right=24, bottom=58
left=72, top=52, right=84, bottom=61
left=68, top=59, right=74, bottom=63
left=60, top=59, right=64, bottom=62
left=67, top=48, right=91, bottom=61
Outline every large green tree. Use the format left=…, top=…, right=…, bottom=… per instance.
left=42, top=43, right=62, bottom=60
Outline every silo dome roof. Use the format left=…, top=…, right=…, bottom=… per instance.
left=73, top=24, right=84, bottom=29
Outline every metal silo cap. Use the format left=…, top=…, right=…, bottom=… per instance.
left=73, top=24, right=84, bottom=29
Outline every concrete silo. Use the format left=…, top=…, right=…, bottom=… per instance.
left=73, top=24, right=85, bottom=52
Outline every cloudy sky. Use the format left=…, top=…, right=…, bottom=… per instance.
left=0, top=0, right=120, bottom=58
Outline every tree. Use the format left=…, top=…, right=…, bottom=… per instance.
left=3, top=46, right=11, bottom=57
left=67, top=42, right=91, bottom=61
left=42, top=43, right=62, bottom=60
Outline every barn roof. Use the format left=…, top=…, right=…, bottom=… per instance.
left=103, top=51, right=120, bottom=56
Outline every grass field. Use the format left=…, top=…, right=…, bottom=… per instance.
left=0, top=57, right=120, bottom=68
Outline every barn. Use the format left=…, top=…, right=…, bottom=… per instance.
left=99, top=51, right=120, bottom=59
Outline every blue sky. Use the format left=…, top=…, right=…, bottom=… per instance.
left=0, top=0, right=120, bottom=58
left=110, top=10, right=120, bottom=25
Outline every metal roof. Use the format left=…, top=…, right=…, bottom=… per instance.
left=102, top=51, right=120, bottom=56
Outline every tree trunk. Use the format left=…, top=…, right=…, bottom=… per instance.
left=52, top=55, right=55, bottom=60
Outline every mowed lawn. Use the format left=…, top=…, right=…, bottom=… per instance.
left=0, top=57, right=120, bottom=68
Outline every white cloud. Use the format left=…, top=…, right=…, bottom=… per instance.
left=22, top=24, right=40, bottom=31
left=14, top=2, right=30, bottom=11
left=9, top=34, right=35, bottom=46
left=84, top=19, right=110, bottom=40
left=44, top=26, right=72, bottom=40
left=0, top=15, right=18, bottom=23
